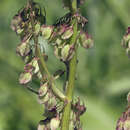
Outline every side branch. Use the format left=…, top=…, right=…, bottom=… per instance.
left=29, top=1, right=67, bottom=102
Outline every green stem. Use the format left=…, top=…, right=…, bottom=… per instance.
left=61, top=51, right=77, bottom=130
left=24, top=85, right=39, bottom=95
left=35, top=46, right=67, bottom=102
left=61, top=0, right=78, bottom=129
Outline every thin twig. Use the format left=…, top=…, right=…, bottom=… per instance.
left=24, top=85, right=38, bottom=95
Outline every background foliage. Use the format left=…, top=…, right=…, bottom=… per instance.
left=0, top=0, right=130, bottom=130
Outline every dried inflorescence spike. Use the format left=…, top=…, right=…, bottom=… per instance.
left=80, top=30, right=94, bottom=49
left=11, top=1, right=48, bottom=86
left=121, top=27, right=130, bottom=58
left=127, top=92, right=130, bottom=104
left=116, top=92, right=130, bottom=130
left=11, top=1, right=46, bottom=41
left=49, top=24, right=76, bottom=62
left=11, top=15, right=24, bottom=34
left=70, top=97, right=86, bottom=129
left=11, top=0, right=92, bottom=129
left=72, top=98, right=86, bottom=117
left=116, top=107, right=130, bottom=130
left=121, top=27, right=130, bottom=48
left=73, top=13, right=88, bottom=28
left=52, top=10, right=92, bottom=62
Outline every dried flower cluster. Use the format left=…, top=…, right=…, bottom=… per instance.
left=116, top=27, right=130, bottom=130
left=116, top=92, right=130, bottom=130
left=11, top=0, right=93, bottom=129
left=121, top=27, right=130, bottom=58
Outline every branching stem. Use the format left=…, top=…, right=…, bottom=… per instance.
left=24, top=85, right=39, bottom=95
left=29, top=0, right=67, bottom=102
left=61, top=0, right=78, bottom=129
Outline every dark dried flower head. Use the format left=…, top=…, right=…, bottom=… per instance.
left=121, top=27, right=130, bottom=49
left=116, top=92, right=130, bottom=130
left=45, top=96, right=57, bottom=110
left=126, top=27, right=130, bottom=35
left=57, top=25, right=69, bottom=35
left=38, top=82, right=48, bottom=97
left=61, top=44, right=75, bottom=61
left=127, top=92, right=130, bottom=104
left=72, top=98, right=86, bottom=116
left=24, top=63, right=33, bottom=73
left=50, top=116, right=60, bottom=130
left=11, top=15, right=23, bottom=34
left=11, top=1, right=46, bottom=40
left=61, top=26, right=73, bottom=40
left=73, top=13, right=88, bottom=28
left=41, top=25, right=54, bottom=40
left=19, top=72, right=32, bottom=84
left=116, top=106, right=130, bottom=130
left=16, top=39, right=31, bottom=57
left=38, top=93, right=50, bottom=104
left=54, top=43, right=75, bottom=62
left=121, top=27, right=130, bottom=58
left=43, top=107, right=57, bottom=119
left=80, top=30, right=94, bottom=49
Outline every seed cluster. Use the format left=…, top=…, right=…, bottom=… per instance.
left=10, top=0, right=91, bottom=129
left=116, top=92, right=130, bottom=130
left=121, top=27, right=130, bottom=58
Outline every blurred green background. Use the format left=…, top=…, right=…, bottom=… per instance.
left=0, top=0, right=130, bottom=130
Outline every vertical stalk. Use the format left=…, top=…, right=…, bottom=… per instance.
left=61, top=0, right=78, bottom=130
